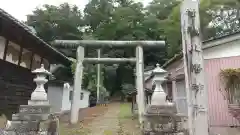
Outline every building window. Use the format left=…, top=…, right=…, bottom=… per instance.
left=20, top=48, right=32, bottom=69
left=42, top=58, right=50, bottom=69
left=5, top=41, right=20, bottom=65
left=32, top=54, right=41, bottom=70
left=80, top=92, right=84, bottom=100
left=69, top=91, right=73, bottom=101
left=0, top=36, right=6, bottom=59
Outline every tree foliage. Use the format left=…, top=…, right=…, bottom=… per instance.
left=121, top=83, right=135, bottom=96
left=26, top=3, right=84, bottom=42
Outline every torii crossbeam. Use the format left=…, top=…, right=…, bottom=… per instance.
left=52, top=40, right=165, bottom=125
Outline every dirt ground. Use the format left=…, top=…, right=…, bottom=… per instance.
left=118, top=103, right=141, bottom=135
left=59, top=105, right=108, bottom=134
left=60, top=102, right=141, bottom=135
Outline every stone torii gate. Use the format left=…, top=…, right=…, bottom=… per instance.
left=52, top=40, right=165, bottom=124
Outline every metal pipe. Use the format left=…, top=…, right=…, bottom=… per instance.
left=83, top=58, right=136, bottom=64
left=52, top=40, right=165, bottom=48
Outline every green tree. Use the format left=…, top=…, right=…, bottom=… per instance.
left=26, top=3, right=84, bottom=42
left=121, top=83, right=135, bottom=96
left=84, top=0, right=115, bottom=31
left=146, top=0, right=181, bottom=58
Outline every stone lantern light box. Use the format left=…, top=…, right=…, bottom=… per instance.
left=30, top=64, right=52, bottom=103
left=151, top=63, right=169, bottom=106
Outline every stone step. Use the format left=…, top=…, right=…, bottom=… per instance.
left=5, top=121, right=39, bottom=131
left=12, top=114, right=20, bottom=121
left=18, top=113, right=49, bottom=121
left=19, top=104, right=51, bottom=114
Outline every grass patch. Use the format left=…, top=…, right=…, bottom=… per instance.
left=59, top=122, right=90, bottom=135
left=118, top=103, right=141, bottom=135
left=119, top=103, right=132, bottom=119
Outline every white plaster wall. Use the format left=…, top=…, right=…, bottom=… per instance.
left=61, top=85, right=71, bottom=111
left=61, top=85, right=91, bottom=112
left=48, top=86, right=63, bottom=112
left=80, top=89, right=90, bottom=109
left=203, top=39, right=240, bottom=59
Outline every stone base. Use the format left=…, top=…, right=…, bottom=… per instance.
left=19, top=113, right=49, bottom=121
left=142, top=131, right=186, bottom=135
left=5, top=121, right=39, bottom=131
left=142, top=104, right=187, bottom=135
left=19, top=104, right=51, bottom=114
left=146, top=104, right=177, bottom=115
left=28, top=100, right=49, bottom=105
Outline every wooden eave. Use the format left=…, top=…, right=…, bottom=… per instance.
left=0, top=8, right=72, bottom=66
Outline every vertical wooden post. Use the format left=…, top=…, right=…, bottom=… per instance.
left=171, top=79, right=177, bottom=103
left=97, top=49, right=101, bottom=104
left=70, top=46, right=85, bottom=124
left=136, top=46, right=145, bottom=124
left=132, top=94, right=134, bottom=113
left=181, top=0, right=209, bottom=135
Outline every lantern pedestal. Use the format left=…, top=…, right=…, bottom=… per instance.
left=6, top=64, right=52, bottom=134
left=142, top=64, right=188, bottom=135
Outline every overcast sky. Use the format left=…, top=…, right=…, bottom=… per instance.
left=0, top=0, right=151, bottom=21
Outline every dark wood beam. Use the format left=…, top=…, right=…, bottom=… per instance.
left=18, top=44, right=23, bottom=66
left=3, top=39, right=8, bottom=60
left=0, top=18, right=2, bottom=35
left=30, top=52, right=34, bottom=70
left=40, top=57, right=43, bottom=65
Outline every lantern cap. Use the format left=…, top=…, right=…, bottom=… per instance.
left=32, top=64, right=51, bottom=75
left=152, top=63, right=167, bottom=74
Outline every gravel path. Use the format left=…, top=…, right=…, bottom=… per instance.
left=87, top=103, right=121, bottom=135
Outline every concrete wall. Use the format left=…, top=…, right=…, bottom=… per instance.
left=61, top=84, right=71, bottom=111
left=61, top=84, right=91, bottom=112
left=48, top=83, right=91, bottom=113
left=48, top=85, right=63, bottom=112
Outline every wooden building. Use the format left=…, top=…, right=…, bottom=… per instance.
left=0, top=8, right=71, bottom=119
left=162, top=32, right=240, bottom=135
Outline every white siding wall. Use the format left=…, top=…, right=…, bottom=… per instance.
left=61, top=85, right=91, bottom=112
left=203, top=39, right=240, bottom=59
left=48, top=83, right=91, bottom=113
left=48, top=86, right=63, bottom=112
left=61, top=85, right=71, bottom=111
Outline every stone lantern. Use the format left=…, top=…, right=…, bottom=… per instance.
left=6, top=64, right=53, bottom=134
left=29, top=64, right=52, bottom=105
left=142, top=64, right=187, bottom=135
left=151, top=63, right=168, bottom=106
